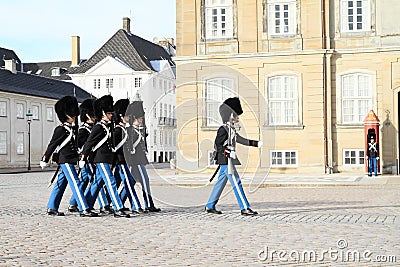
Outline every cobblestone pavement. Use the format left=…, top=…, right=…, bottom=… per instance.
left=0, top=172, right=399, bottom=266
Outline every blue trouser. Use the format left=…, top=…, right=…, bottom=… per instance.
left=47, top=163, right=89, bottom=212
left=368, top=157, right=378, bottom=175
left=206, top=165, right=250, bottom=210
left=115, top=164, right=142, bottom=210
left=84, top=163, right=123, bottom=211
left=98, top=164, right=142, bottom=210
left=130, top=164, right=155, bottom=208
left=69, top=163, right=93, bottom=207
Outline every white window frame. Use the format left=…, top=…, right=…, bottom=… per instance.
left=16, top=103, right=24, bottom=119
left=135, top=77, right=142, bottom=88
left=154, top=130, right=157, bottom=145
left=16, top=132, right=24, bottom=155
left=32, top=105, right=39, bottom=120
left=106, top=78, right=114, bottom=89
left=340, top=0, right=370, bottom=32
left=343, top=149, right=365, bottom=165
left=205, top=0, right=233, bottom=39
left=205, top=78, right=235, bottom=127
left=266, top=75, right=298, bottom=126
left=267, top=0, right=296, bottom=36
left=46, top=107, right=54, bottom=122
left=0, top=131, right=7, bottom=154
left=0, top=101, right=7, bottom=117
left=93, top=79, right=100, bottom=90
left=270, top=150, right=298, bottom=167
left=341, top=73, right=373, bottom=124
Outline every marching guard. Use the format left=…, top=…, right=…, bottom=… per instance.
left=98, top=99, right=144, bottom=214
left=40, top=96, right=98, bottom=217
left=79, top=95, right=130, bottom=218
left=125, top=101, right=161, bottom=212
left=68, top=98, right=96, bottom=213
left=205, top=97, right=262, bottom=216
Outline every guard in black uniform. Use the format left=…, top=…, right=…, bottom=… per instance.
left=125, top=101, right=161, bottom=212
left=68, top=98, right=96, bottom=212
left=205, top=97, right=262, bottom=216
left=79, top=95, right=130, bottom=218
left=40, top=96, right=97, bottom=217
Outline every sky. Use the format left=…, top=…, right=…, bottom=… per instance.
left=0, top=0, right=176, bottom=63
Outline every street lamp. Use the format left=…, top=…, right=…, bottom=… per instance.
left=26, top=109, right=33, bottom=171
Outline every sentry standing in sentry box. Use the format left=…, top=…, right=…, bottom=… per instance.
left=40, top=96, right=98, bottom=217
left=205, top=97, right=262, bottom=216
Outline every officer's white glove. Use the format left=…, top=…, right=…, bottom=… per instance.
left=258, top=141, right=263, bottom=147
left=78, top=160, right=86, bottom=169
left=376, top=157, right=380, bottom=160
left=230, top=151, right=237, bottom=159
left=40, top=161, right=48, bottom=170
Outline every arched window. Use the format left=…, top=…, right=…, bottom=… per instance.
left=205, top=78, right=234, bottom=126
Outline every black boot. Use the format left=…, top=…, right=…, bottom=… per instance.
left=241, top=208, right=258, bottom=216
left=68, top=205, right=79, bottom=212
left=47, top=208, right=65, bottom=216
left=99, top=205, right=114, bottom=215
left=114, top=209, right=130, bottom=218
left=145, top=206, right=161, bottom=212
left=80, top=210, right=98, bottom=217
left=205, top=207, right=222, bottom=214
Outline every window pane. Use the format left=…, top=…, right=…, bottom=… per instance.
left=16, top=103, right=24, bottom=118
left=0, top=102, right=6, bottom=117
left=17, top=132, right=24, bottom=155
left=32, top=105, right=39, bottom=120
left=47, top=107, right=53, bottom=121
left=0, top=132, right=7, bottom=154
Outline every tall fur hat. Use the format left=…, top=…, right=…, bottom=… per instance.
left=113, top=99, right=130, bottom=122
left=93, top=95, right=114, bottom=120
left=55, top=96, right=79, bottom=123
left=126, top=101, right=145, bottom=119
left=79, top=98, right=95, bottom=122
left=219, top=97, right=243, bottom=122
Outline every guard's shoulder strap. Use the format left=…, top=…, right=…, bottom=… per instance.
left=92, top=123, right=110, bottom=152
left=132, top=127, right=142, bottom=150
left=113, top=126, right=128, bottom=151
left=55, top=125, right=73, bottom=153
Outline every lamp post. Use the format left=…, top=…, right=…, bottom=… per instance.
left=26, top=109, right=33, bottom=171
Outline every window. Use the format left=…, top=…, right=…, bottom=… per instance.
left=93, top=79, right=100, bottom=89
left=159, top=103, right=163, bottom=117
left=341, top=0, right=370, bottom=32
left=0, top=131, right=6, bottom=154
left=343, top=149, right=365, bottom=165
left=271, top=150, right=297, bottom=166
left=154, top=130, right=157, bottom=145
left=267, top=0, right=296, bottom=35
left=106, top=78, right=114, bottom=89
left=0, top=101, right=6, bottom=117
left=32, top=105, right=39, bottom=120
left=119, top=78, right=126, bottom=89
left=153, top=105, right=157, bottom=118
left=46, top=107, right=54, bottom=121
left=51, top=68, right=60, bottom=77
left=267, top=76, right=298, bottom=125
left=205, top=0, right=233, bottom=39
left=135, top=77, right=142, bottom=88
left=205, top=78, right=234, bottom=126
left=16, top=132, right=24, bottom=155
left=164, top=104, right=168, bottom=118
left=159, top=131, right=163, bottom=145
left=341, top=73, right=372, bottom=124
left=16, top=103, right=24, bottom=119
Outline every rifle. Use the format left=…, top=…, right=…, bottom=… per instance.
left=227, top=113, right=235, bottom=175
left=47, top=165, right=61, bottom=188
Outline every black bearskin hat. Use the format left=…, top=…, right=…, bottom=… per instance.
left=126, top=101, right=145, bottom=119
left=113, top=99, right=130, bottom=122
left=219, top=97, right=243, bottom=122
left=93, top=95, right=114, bottom=120
left=79, top=98, right=95, bottom=122
left=55, top=96, right=79, bottom=123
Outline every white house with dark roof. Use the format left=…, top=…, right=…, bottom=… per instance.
left=68, top=18, right=177, bottom=163
left=0, top=57, right=92, bottom=168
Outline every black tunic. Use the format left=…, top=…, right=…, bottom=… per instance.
left=215, top=124, right=259, bottom=165
left=42, top=123, right=78, bottom=164
left=125, top=125, right=149, bottom=165
left=114, top=123, right=128, bottom=164
left=81, top=121, right=114, bottom=164
left=77, top=122, right=94, bottom=162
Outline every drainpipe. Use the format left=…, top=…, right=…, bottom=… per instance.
left=321, top=0, right=330, bottom=173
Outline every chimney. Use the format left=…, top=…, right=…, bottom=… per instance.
left=123, top=17, right=131, bottom=33
left=71, top=36, right=80, bottom=66
left=4, top=59, right=17, bottom=74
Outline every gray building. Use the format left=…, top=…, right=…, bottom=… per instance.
left=0, top=58, right=91, bottom=168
